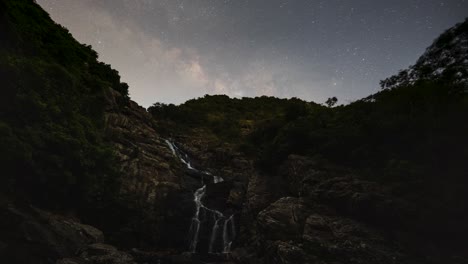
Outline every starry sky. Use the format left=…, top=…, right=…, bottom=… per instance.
left=36, top=0, right=468, bottom=107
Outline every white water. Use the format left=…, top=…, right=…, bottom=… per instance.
left=188, top=185, right=206, bottom=252
left=188, top=185, right=234, bottom=254
left=208, top=215, right=222, bottom=253
left=165, top=139, right=224, bottom=183
left=222, top=215, right=235, bottom=253
left=164, top=138, right=234, bottom=254
left=165, top=139, right=195, bottom=170
left=164, top=139, right=176, bottom=156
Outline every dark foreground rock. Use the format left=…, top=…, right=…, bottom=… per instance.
left=0, top=201, right=135, bottom=264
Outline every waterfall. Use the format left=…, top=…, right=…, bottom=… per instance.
left=165, top=139, right=224, bottom=184
left=208, top=215, right=222, bottom=253
left=164, top=139, right=176, bottom=156
left=164, top=139, right=195, bottom=170
left=188, top=185, right=206, bottom=253
left=164, top=138, right=234, bottom=254
left=222, top=215, right=235, bottom=253
left=188, top=186, right=232, bottom=254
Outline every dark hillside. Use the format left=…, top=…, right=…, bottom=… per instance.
left=0, top=0, right=128, bottom=211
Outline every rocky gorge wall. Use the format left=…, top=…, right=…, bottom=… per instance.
left=2, top=87, right=466, bottom=264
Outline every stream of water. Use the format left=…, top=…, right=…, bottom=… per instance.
left=165, top=139, right=235, bottom=254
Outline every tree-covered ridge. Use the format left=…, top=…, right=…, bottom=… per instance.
left=149, top=95, right=321, bottom=142
left=0, top=0, right=129, bottom=210
left=151, top=80, right=467, bottom=179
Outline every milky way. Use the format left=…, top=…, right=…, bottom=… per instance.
left=36, top=0, right=468, bottom=107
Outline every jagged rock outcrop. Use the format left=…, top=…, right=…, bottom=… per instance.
left=380, top=18, right=468, bottom=89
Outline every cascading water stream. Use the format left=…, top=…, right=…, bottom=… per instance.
left=165, top=139, right=235, bottom=254
left=223, top=215, right=235, bottom=253
left=188, top=185, right=206, bottom=252
left=208, top=214, right=222, bottom=253
left=165, top=139, right=195, bottom=170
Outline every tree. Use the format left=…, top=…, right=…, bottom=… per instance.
left=325, top=97, right=338, bottom=107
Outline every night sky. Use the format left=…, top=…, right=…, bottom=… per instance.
left=36, top=0, right=468, bottom=107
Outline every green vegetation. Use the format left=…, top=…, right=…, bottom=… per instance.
left=149, top=95, right=320, bottom=142
left=0, top=0, right=129, bottom=210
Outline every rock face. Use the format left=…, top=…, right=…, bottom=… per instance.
left=102, top=89, right=197, bottom=250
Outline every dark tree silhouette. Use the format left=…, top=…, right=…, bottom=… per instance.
left=325, top=97, right=338, bottom=107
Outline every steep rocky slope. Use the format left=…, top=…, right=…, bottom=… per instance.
left=381, top=18, right=468, bottom=89
left=101, top=88, right=196, bottom=251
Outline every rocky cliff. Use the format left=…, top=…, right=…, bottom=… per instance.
left=102, top=88, right=196, bottom=251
